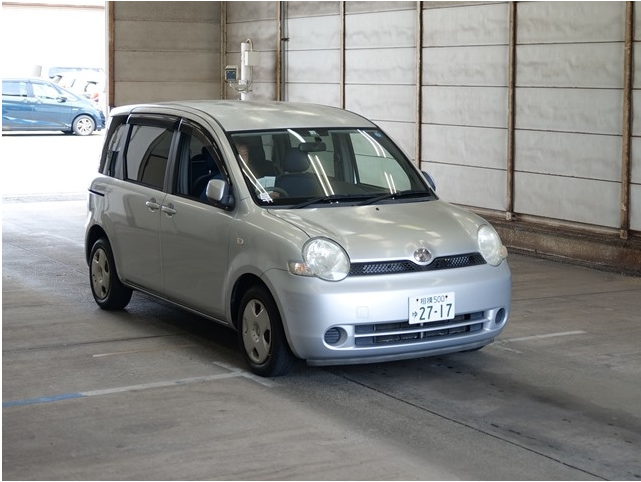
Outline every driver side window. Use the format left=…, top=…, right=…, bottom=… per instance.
left=31, top=82, right=60, bottom=100
left=175, top=128, right=224, bottom=201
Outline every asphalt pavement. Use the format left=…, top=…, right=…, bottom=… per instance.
left=2, top=132, right=641, bottom=480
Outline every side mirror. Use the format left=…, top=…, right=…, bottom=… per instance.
left=421, top=171, right=436, bottom=192
left=57, top=96, right=68, bottom=103
left=205, top=179, right=235, bottom=210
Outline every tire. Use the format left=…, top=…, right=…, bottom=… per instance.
left=89, top=238, right=132, bottom=310
left=72, top=115, right=96, bottom=136
left=237, top=285, right=294, bottom=377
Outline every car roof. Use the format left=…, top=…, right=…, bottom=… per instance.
left=111, top=100, right=377, bottom=132
left=3, top=77, right=54, bottom=83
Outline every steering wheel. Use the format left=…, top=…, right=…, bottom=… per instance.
left=265, top=186, right=289, bottom=197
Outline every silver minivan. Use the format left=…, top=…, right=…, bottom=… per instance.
left=85, top=101, right=511, bottom=376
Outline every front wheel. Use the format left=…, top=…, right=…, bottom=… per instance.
left=72, top=115, right=96, bottom=135
left=237, top=285, right=294, bottom=377
left=89, top=237, right=132, bottom=310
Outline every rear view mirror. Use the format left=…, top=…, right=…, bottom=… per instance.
left=299, top=141, right=326, bottom=152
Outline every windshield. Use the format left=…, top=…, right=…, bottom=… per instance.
left=229, top=128, right=434, bottom=207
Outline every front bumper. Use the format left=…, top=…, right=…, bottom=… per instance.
left=264, top=261, right=512, bottom=365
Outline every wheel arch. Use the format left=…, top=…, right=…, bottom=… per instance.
left=230, top=273, right=266, bottom=330
left=85, top=224, right=107, bottom=265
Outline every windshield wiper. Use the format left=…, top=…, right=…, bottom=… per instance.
left=291, top=194, right=365, bottom=209
left=359, top=190, right=432, bottom=206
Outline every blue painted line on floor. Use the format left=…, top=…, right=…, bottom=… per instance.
left=3, top=392, right=84, bottom=408
left=2, top=369, right=263, bottom=409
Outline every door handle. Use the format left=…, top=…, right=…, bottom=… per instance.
left=145, top=198, right=160, bottom=211
left=161, top=203, right=176, bottom=216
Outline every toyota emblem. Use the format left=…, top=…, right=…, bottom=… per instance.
left=414, top=247, right=432, bottom=263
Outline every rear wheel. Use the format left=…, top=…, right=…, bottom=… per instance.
left=237, top=285, right=294, bottom=377
left=73, top=115, right=95, bottom=135
left=89, top=237, right=132, bottom=310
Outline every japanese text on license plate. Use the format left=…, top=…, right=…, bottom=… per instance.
left=409, top=292, right=455, bottom=324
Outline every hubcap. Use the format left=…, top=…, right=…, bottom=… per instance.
left=91, top=247, right=110, bottom=300
left=241, top=299, right=272, bottom=364
left=77, top=118, right=93, bottom=135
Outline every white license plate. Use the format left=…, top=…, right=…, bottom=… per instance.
left=409, top=292, right=456, bottom=324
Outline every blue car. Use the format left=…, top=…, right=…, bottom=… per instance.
left=2, top=77, right=105, bottom=135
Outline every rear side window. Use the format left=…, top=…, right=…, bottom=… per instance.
left=2, top=80, right=28, bottom=97
left=101, top=118, right=129, bottom=177
left=125, top=125, right=174, bottom=190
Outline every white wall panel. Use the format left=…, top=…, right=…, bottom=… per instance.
left=424, top=45, right=508, bottom=87
left=115, top=20, right=219, bottom=54
left=112, top=1, right=220, bottom=105
left=632, top=138, right=641, bottom=184
left=630, top=90, right=641, bottom=137
left=517, top=43, right=623, bottom=89
left=425, top=163, right=507, bottom=212
left=420, top=3, right=509, bottom=213
left=633, top=40, right=641, bottom=89
left=345, top=48, right=415, bottom=85
left=633, top=28, right=640, bottom=232
left=115, top=81, right=219, bottom=106
left=517, top=2, right=624, bottom=44
left=282, top=13, right=340, bottom=104
left=515, top=88, right=622, bottom=136
left=288, top=16, right=340, bottom=50
left=423, top=3, right=509, bottom=47
left=114, top=51, right=218, bottom=83
left=345, top=9, right=415, bottom=49
left=631, top=185, right=641, bottom=231
left=225, top=1, right=276, bottom=22
left=286, top=83, right=340, bottom=107
left=423, top=86, right=507, bottom=129
left=422, top=125, right=508, bottom=171
left=346, top=2, right=415, bottom=15
left=115, top=1, right=218, bottom=22
left=345, top=85, right=415, bottom=123
left=287, top=2, right=340, bottom=18
left=516, top=131, right=622, bottom=182
left=515, top=173, right=621, bottom=228
left=285, top=50, right=340, bottom=84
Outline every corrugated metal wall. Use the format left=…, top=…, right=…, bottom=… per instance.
left=220, top=1, right=639, bottom=240
left=110, top=1, right=221, bottom=106
left=109, top=1, right=640, bottom=270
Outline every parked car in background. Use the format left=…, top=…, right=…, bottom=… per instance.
left=2, top=77, right=105, bottom=135
left=47, top=66, right=104, bottom=80
left=85, top=101, right=511, bottom=376
left=52, top=71, right=105, bottom=106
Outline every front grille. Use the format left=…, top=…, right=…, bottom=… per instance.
left=349, top=253, right=485, bottom=276
left=354, top=312, right=485, bottom=347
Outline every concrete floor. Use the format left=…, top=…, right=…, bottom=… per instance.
left=3, top=194, right=641, bottom=480
left=2, top=134, right=641, bottom=480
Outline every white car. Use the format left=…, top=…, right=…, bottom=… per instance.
left=85, top=101, right=511, bottom=376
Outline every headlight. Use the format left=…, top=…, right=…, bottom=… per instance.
left=477, top=225, right=508, bottom=266
left=289, top=238, right=350, bottom=281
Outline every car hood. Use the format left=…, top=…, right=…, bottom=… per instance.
left=269, top=200, right=485, bottom=261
